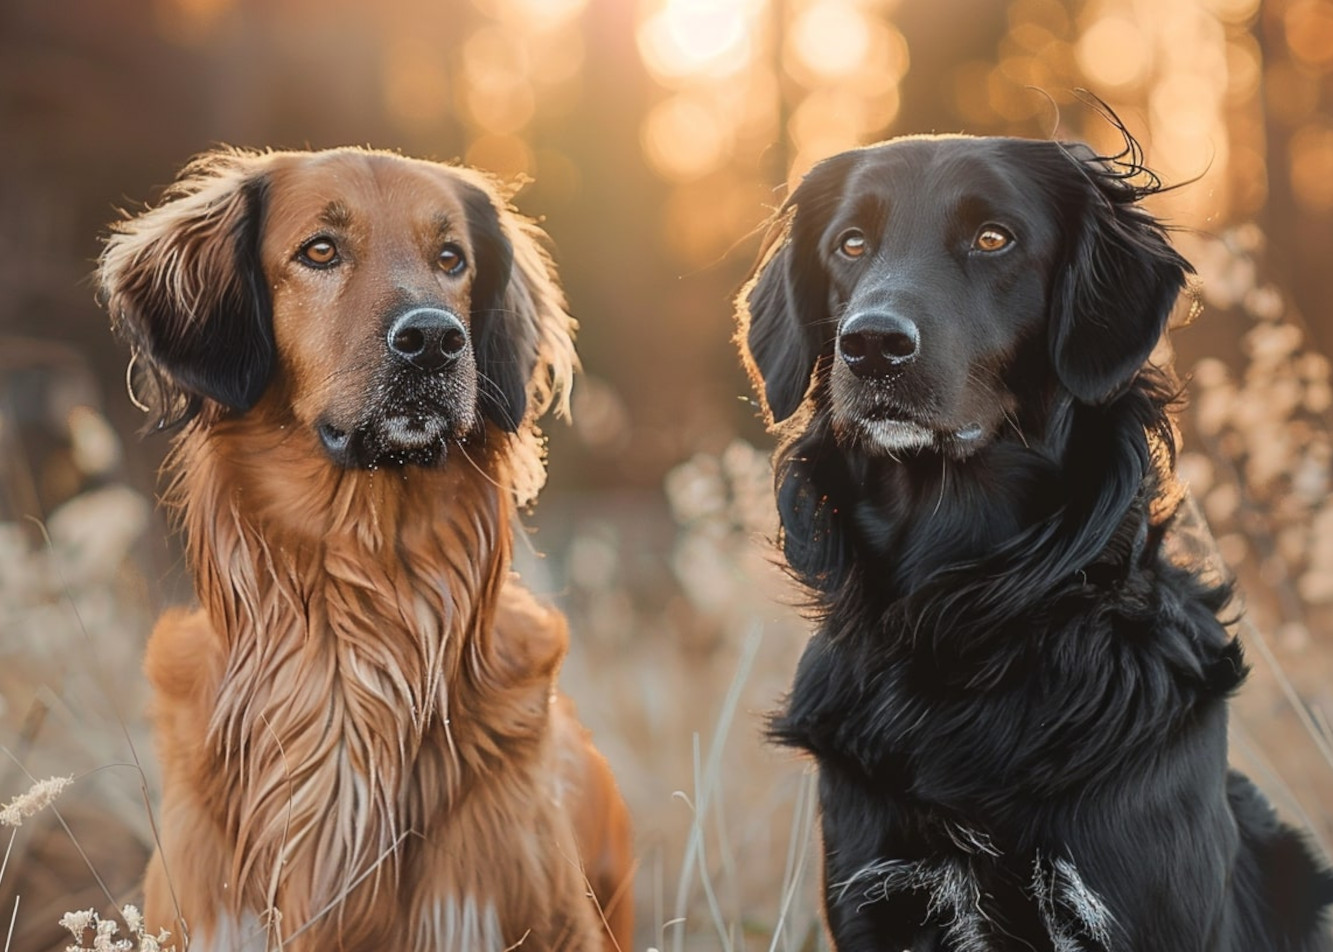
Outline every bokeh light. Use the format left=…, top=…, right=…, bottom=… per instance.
left=493, top=0, right=590, bottom=31
left=1266, top=60, right=1322, bottom=126
left=789, top=0, right=871, bottom=79
left=382, top=36, right=452, bottom=127
left=788, top=86, right=896, bottom=180
left=1285, top=0, right=1333, bottom=68
left=1290, top=120, right=1333, bottom=210
left=641, top=94, right=730, bottom=181
left=1225, top=34, right=1262, bottom=103
left=465, top=132, right=535, bottom=180
left=463, top=27, right=537, bottom=134
left=1076, top=15, right=1150, bottom=89
left=637, top=0, right=757, bottom=83
left=1203, top=0, right=1262, bottom=23
left=528, top=24, right=586, bottom=86
left=152, top=0, right=235, bottom=44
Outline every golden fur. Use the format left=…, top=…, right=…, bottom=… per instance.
left=100, top=148, right=633, bottom=951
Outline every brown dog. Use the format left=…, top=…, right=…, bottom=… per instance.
left=99, top=147, right=633, bottom=951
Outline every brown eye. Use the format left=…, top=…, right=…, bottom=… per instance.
left=838, top=230, right=867, bottom=259
left=974, top=226, right=1013, bottom=253
left=298, top=238, right=339, bottom=268
left=438, top=243, right=467, bottom=275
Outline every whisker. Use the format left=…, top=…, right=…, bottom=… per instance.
left=474, top=369, right=520, bottom=431
left=1004, top=408, right=1030, bottom=448
left=455, top=439, right=514, bottom=497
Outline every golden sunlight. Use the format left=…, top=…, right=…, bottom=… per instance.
left=637, top=0, right=758, bottom=82
left=1290, top=120, right=1333, bottom=210
left=641, top=93, right=730, bottom=181
left=789, top=0, right=871, bottom=78
left=383, top=36, right=453, bottom=128
left=1285, top=0, right=1333, bottom=68
left=1075, top=15, right=1150, bottom=89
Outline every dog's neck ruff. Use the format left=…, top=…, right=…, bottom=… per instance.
left=166, top=413, right=548, bottom=941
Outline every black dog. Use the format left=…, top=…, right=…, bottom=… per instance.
left=737, top=133, right=1333, bottom=951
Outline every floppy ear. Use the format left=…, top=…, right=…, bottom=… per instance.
left=776, top=447, right=850, bottom=593
left=99, top=150, right=273, bottom=429
left=460, top=179, right=575, bottom=433
left=738, top=225, right=822, bottom=423
left=1049, top=147, right=1191, bottom=405
left=737, top=154, right=856, bottom=424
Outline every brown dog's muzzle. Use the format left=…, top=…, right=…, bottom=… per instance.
left=315, top=303, right=481, bottom=470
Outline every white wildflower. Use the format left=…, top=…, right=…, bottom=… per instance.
left=93, top=915, right=131, bottom=951
left=119, top=906, right=143, bottom=935
left=0, top=775, right=73, bottom=827
left=59, top=908, right=97, bottom=939
left=137, top=929, right=174, bottom=952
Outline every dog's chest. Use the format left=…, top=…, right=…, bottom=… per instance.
left=836, top=849, right=1116, bottom=952
left=208, top=584, right=463, bottom=916
left=194, top=896, right=509, bottom=952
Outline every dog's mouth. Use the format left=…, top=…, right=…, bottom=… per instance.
left=317, top=409, right=468, bottom=469
left=844, top=402, right=990, bottom=459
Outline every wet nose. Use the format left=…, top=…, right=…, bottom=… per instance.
left=838, top=311, right=920, bottom=379
left=387, top=308, right=469, bottom=372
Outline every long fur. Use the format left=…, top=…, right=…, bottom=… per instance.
left=100, top=147, right=631, bottom=951
left=737, top=132, right=1333, bottom=951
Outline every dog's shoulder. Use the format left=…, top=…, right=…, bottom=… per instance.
left=144, top=607, right=228, bottom=794
left=145, top=606, right=226, bottom=702
left=1227, top=772, right=1333, bottom=950
left=491, top=577, right=570, bottom=685
left=768, top=631, right=903, bottom=786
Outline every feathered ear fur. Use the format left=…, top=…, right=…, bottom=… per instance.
left=737, top=153, right=858, bottom=424
left=99, top=150, right=273, bottom=430
left=1048, top=142, right=1192, bottom=405
left=459, top=177, right=576, bottom=434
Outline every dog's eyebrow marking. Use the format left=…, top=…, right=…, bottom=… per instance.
left=430, top=212, right=459, bottom=239
left=956, top=194, right=1001, bottom=226
left=317, top=200, right=354, bottom=231
left=842, top=190, right=889, bottom=234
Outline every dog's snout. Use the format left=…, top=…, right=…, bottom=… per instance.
left=387, top=308, right=469, bottom=372
left=838, top=312, right=920, bottom=379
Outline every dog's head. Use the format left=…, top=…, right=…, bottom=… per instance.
left=737, top=134, right=1190, bottom=459
left=100, top=147, right=575, bottom=468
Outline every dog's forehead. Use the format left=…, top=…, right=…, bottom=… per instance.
left=263, top=151, right=476, bottom=237
left=846, top=137, right=1042, bottom=210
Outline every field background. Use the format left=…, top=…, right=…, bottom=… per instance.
left=2, top=0, right=1333, bottom=949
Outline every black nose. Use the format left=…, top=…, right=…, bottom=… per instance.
left=838, top=311, right=919, bottom=379
left=387, top=308, right=469, bottom=372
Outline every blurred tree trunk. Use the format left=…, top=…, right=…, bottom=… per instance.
left=1255, top=0, right=1333, bottom=357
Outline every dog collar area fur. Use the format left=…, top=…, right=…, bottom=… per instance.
left=835, top=849, right=1116, bottom=952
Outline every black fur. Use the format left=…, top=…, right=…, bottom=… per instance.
left=108, top=174, right=274, bottom=429
left=738, top=134, right=1333, bottom=951
left=460, top=181, right=530, bottom=433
